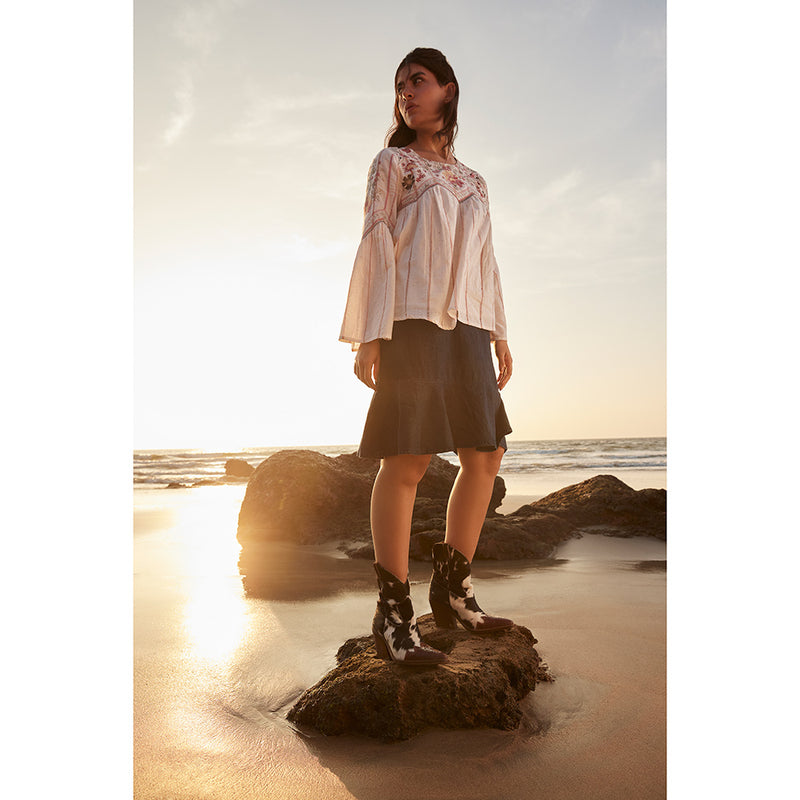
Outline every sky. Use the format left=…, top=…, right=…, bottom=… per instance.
left=134, top=0, right=666, bottom=450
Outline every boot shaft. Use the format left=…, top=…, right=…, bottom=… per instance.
left=373, top=562, right=416, bottom=623
left=428, top=542, right=513, bottom=632
left=431, top=542, right=474, bottom=599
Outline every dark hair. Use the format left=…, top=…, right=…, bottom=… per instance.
left=386, top=47, right=460, bottom=157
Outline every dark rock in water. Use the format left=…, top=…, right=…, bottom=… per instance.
left=225, top=458, right=254, bottom=478
left=512, top=474, right=667, bottom=539
left=236, top=450, right=506, bottom=546
left=287, top=613, right=550, bottom=742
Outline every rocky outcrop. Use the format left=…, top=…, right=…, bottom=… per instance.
left=225, top=458, right=254, bottom=478
left=237, top=450, right=666, bottom=557
left=287, top=614, right=551, bottom=742
left=512, top=474, right=667, bottom=539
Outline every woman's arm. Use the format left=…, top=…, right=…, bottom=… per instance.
left=354, top=339, right=381, bottom=390
left=494, top=339, right=513, bottom=390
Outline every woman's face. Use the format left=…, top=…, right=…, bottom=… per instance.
left=395, top=62, right=455, bottom=133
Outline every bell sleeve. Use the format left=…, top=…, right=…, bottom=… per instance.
left=480, top=215, right=508, bottom=343
left=339, top=148, right=401, bottom=350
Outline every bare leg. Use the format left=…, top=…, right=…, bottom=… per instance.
left=370, top=453, right=432, bottom=581
left=445, top=447, right=505, bottom=561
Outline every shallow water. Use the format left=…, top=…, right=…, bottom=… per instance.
left=134, top=485, right=666, bottom=800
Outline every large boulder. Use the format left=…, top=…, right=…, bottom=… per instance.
left=287, top=614, right=550, bottom=742
left=512, top=473, right=667, bottom=539
left=237, top=450, right=373, bottom=544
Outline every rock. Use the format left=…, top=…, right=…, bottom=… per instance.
left=225, top=458, right=254, bottom=478
left=237, top=450, right=373, bottom=545
left=513, top=474, right=667, bottom=539
left=287, top=614, right=549, bottom=742
left=475, top=514, right=574, bottom=559
left=409, top=528, right=446, bottom=560
left=236, top=450, right=506, bottom=546
left=347, top=514, right=574, bottom=562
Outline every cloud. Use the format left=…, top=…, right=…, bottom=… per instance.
left=160, top=0, right=249, bottom=147
left=161, top=66, right=195, bottom=146
left=172, top=0, right=248, bottom=55
left=495, top=159, right=664, bottom=290
left=220, top=89, right=385, bottom=147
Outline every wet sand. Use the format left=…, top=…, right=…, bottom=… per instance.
left=134, top=485, right=665, bottom=799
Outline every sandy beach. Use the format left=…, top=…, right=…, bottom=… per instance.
left=134, top=476, right=665, bottom=800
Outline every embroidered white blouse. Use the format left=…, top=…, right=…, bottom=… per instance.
left=339, top=146, right=508, bottom=349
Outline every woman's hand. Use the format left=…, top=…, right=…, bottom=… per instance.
left=494, top=340, right=513, bottom=390
left=354, top=339, right=381, bottom=390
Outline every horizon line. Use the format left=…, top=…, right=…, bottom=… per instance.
left=133, top=434, right=667, bottom=454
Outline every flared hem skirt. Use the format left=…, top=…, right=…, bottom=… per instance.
left=357, top=319, right=512, bottom=459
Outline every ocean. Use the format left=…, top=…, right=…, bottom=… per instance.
left=133, top=436, right=666, bottom=494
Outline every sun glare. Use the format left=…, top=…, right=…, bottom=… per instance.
left=173, top=486, right=249, bottom=664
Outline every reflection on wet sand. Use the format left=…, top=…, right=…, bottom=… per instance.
left=238, top=542, right=376, bottom=600
left=237, top=541, right=569, bottom=601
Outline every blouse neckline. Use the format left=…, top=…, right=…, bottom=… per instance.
left=399, top=146, right=460, bottom=167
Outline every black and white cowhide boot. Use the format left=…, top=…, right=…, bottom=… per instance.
left=372, top=562, right=448, bottom=665
left=429, top=542, right=514, bottom=633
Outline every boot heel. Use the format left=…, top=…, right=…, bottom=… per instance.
left=430, top=598, right=458, bottom=629
left=373, top=630, right=393, bottom=661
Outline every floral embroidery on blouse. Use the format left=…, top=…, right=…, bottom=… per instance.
left=364, top=157, right=381, bottom=207
left=394, top=147, right=489, bottom=208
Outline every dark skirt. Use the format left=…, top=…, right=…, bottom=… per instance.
left=357, top=319, right=512, bottom=458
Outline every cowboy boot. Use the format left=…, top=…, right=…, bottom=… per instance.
left=429, top=542, right=514, bottom=632
left=372, top=562, right=448, bottom=665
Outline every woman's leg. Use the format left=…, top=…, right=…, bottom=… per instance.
left=370, top=453, right=432, bottom=581
left=429, top=446, right=512, bottom=632
left=445, top=447, right=505, bottom=559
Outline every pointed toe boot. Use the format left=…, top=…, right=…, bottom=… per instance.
left=372, top=562, right=448, bottom=665
left=429, top=542, right=514, bottom=633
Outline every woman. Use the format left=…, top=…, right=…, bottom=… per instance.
left=340, top=47, right=514, bottom=665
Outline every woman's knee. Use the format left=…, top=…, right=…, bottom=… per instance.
left=457, top=446, right=505, bottom=478
left=378, top=453, right=433, bottom=486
